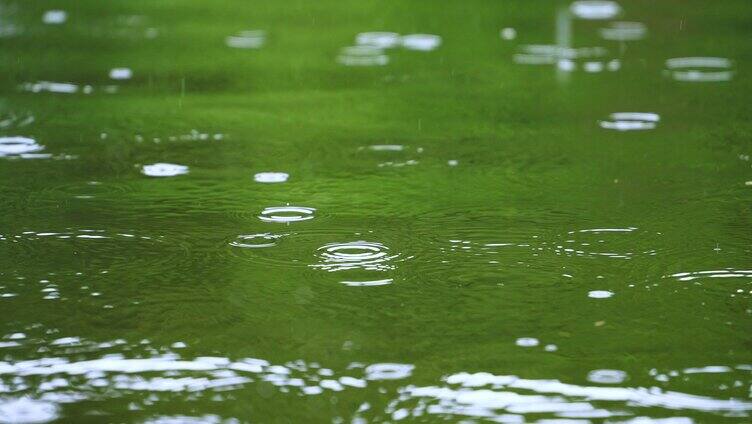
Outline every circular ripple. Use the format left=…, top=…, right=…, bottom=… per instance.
left=229, top=233, right=285, bottom=249
left=258, top=206, right=316, bottom=223
left=311, top=241, right=399, bottom=272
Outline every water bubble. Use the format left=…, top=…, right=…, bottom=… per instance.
left=665, top=57, right=734, bottom=82
left=599, top=112, right=660, bottom=131
left=258, top=206, right=316, bottom=223
left=109, top=68, right=132, bottom=80
left=515, top=337, right=539, bottom=347
left=587, top=369, right=627, bottom=384
left=447, top=160, right=459, bottom=166
left=337, top=46, right=389, bottom=66
left=0, top=136, right=44, bottom=158
left=311, top=241, right=397, bottom=272
left=229, top=233, right=284, bottom=249
left=141, top=163, right=189, bottom=177
left=600, top=21, right=647, bottom=41
left=500, top=28, right=517, bottom=40
left=356, top=32, right=401, bottom=49
left=570, top=1, right=621, bottom=20
left=254, top=172, right=289, bottom=183
left=588, top=290, right=614, bottom=299
left=401, top=34, right=442, bottom=51
left=225, top=30, right=266, bottom=49
left=42, top=10, right=67, bottom=25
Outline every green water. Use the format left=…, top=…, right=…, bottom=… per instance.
left=1, top=0, right=751, bottom=422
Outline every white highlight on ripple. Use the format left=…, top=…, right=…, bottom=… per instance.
left=665, top=57, right=733, bottom=82
left=600, top=113, right=660, bottom=131
left=600, top=21, right=647, bottom=41
left=253, top=172, right=289, bottom=183
left=666, top=269, right=752, bottom=282
left=0, top=137, right=44, bottom=158
left=389, top=370, right=752, bottom=421
left=225, top=30, right=266, bottom=49
left=366, top=144, right=404, bottom=152
left=229, top=233, right=284, bottom=249
left=337, top=45, right=389, bottom=66
left=587, top=369, right=627, bottom=384
left=356, top=32, right=401, bottom=49
left=588, top=290, right=614, bottom=299
left=0, top=397, right=58, bottom=423
left=141, top=163, right=189, bottom=177
left=109, top=68, right=132, bottom=80
left=20, top=81, right=78, bottom=94
left=340, top=278, right=393, bottom=287
left=311, top=241, right=398, bottom=272
left=258, top=206, right=315, bottom=223
left=365, top=363, right=414, bottom=380
left=401, top=34, right=442, bottom=51
left=42, top=10, right=67, bottom=25
left=515, top=338, right=539, bottom=347
left=570, top=1, right=621, bottom=20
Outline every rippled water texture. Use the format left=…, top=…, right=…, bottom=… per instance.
left=0, top=0, right=751, bottom=422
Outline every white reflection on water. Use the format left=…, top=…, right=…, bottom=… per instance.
left=0, top=397, right=58, bottom=423
left=356, top=32, right=401, bottom=49
left=600, top=21, right=648, bottom=41
left=387, top=370, right=752, bottom=422
left=108, top=67, right=132, bottom=80
left=666, top=269, right=752, bottom=282
left=141, top=163, right=189, bottom=177
left=0, top=137, right=44, bottom=158
left=600, top=113, right=660, bottom=131
left=401, top=34, right=442, bottom=51
left=253, top=172, right=289, bottom=183
left=570, top=1, right=621, bottom=20
left=229, top=233, right=285, bottom=249
left=665, top=57, right=734, bottom=82
left=337, top=46, right=389, bottom=67
left=41, top=10, right=66, bottom=25
left=225, top=30, right=265, bottom=49
left=258, top=206, right=316, bottom=223
left=311, top=241, right=398, bottom=272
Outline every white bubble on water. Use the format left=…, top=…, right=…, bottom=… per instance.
left=588, top=290, right=614, bottom=299
left=364, top=363, right=414, bottom=380
left=587, top=369, right=627, bottom=384
left=500, top=28, right=517, bottom=40
left=570, top=1, right=621, bottom=20
left=141, top=163, right=189, bottom=177
left=516, top=337, right=539, bottom=347
left=42, top=10, right=67, bottom=25
left=109, top=68, right=132, bottom=80
left=356, top=32, right=401, bottom=49
left=401, top=34, right=442, bottom=51
left=253, top=172, right=289, bottom=183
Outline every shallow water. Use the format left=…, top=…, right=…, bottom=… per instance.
left=0, top=0, right=751, bottom=422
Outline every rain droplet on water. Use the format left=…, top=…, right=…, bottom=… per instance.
left=141, top=163, right=189, bottom=177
